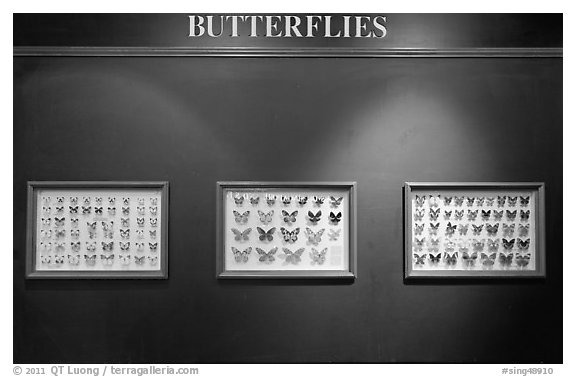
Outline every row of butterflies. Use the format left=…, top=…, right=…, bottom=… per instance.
left=231, top=246, right=329, bottom=265
left=414, top=209, right=530, bottom=222
left=40, top=229, right=158, bottom=239
left=42, top=197, right=158, bottom=206
left=233, top=195, right=344, bottom=207
left=234, top=210, right=342, bottom=225
left=232, top=227, right=341, bottom=243
left=41, top=219, right=159, bottom=228
left=416, top=195, right=530, bottom=207
left=413, top=238, right=531, bottom=251
left=40, top=254, right=158, bottom=266
left=41, top=206, right=158, bottom=216
left=39, top=241, right=158, bottom=252
left=413, top=251, right=532, bottom=267
left=415, top=222, right=530, bottom=237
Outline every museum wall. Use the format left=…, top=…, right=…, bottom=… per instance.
left=13, top=55, right=562, bottom=363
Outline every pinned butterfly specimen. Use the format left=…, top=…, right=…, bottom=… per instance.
left=138, top=198, right=145, bottom=205
left=502, top=224, right=515, bottom=237
left=444, top=240, right=455, bottom=252
left=70, top=218, right=79, bottom=227
left=428, top=237, right=440, bottom=248
left=507, top=196, right=518, bottom=207
left=313, top=196, right=325, bottom=206
left=256, top=247, right=278, bottom=263
left=506, top=210, right=517, bottom=221
left=231, top=247, right=252, bottom=263
left=429, top=208, right=440, bottom=221
left=462, top=251, right=478, bottom=266
left=283, top=247, right=305, bottom=264
left=414, top=223, right=424, bottom=235
left=149, top=206, right=158, bottom=216
left=454, top=210, right=464, bottom=220
left=135, top=242, right=145, bottom=252
left=107, top=207, right=116, bottom=216
left=40, top=242, right=52, bottom=252
left=231, top=228, right=252, bottom=241
left=467, top=210, right=478, bottom=221
left=84, top=254, right=97, bottom=266
left=493, top=210, right=504, bottom=221
left=150, top=198, right=158, bottom=206
left=55, top=242, right=65, bottom=252
left=458, top=239, right=470, bottom=251
left=281, top=195, right=292, bottom=205
left=67, top=254, right=80, bottom=265
left=121, top=218, right=129, bottom=227
left=150, top=218, right=158, bottom=227
left=414, top=195, right=426, bottom=207
left=310, top=248, right=328, bottom=265
left=486, top=223, right=499, bottom=236
left=233, top=210, right=250, bottom=224
left=117, top=229, right=129, bottom=239
left=443, top=196, right=453, bottom=206
left=266, top=195, right=276, bottom=206
left=40, top=230, right=52, bottom=239
left=414, top=237, right=426, bottom=250
left=515, top=253, right=531, bottom=267
left=102, top=221, right=114, bottom=238
left=481, top=252, right=497, bottom=266
left=70, top=242, right=81, bottom=252
left=444, top=210, right=452, bottom=220
left=148, top=256, right=159, bottom=265
left=497, top=196, right=506, bottom=207
left=55, top=229, right=66, bottom=238
left=297, top=196, right=308, bottom=206
left=308, top=210, right=322, bottom=224
left=502, top=238, right=515, bottom=250
left=485, top=197, right=495, bottom=206
left=328, top=229, right=341, bottom=241
left=413, top=253, right=427, bottom=265
left=85, top=242, right=97, bottom=252
left=476, top=197, right=485, bottom=207
left=100, top=254, right=115, bottom=265
left=122, top=207, right=130, bottom=215
left=69, top=205, right=79, bottom=214
left=305, top=228, right=325, bottom=246
left=136, top=218, right=144, bottom=227
left=282, top=210, right=298, bottom=224
left=520, top=196, right=530, bottom=207
left=487, top=239, right=500, bottom=251
left=94, top=197, right=102, bottom=205
left=54, top=217, right=65, bottom=227
left=518, top=224, right=530, bottom=237
left=517, top=238, right=530, bottom=250
left=458, top=224, right=469, bottom=236
left=135, top=229, right=144, bottom=238
left=42, top=196, right=51, bottom=205
left=472, top=239, right=485, bottom=251
left=120, top=242, right=130, bottom=251
left=93, top=206, right=103, bottom=215
left=257, top=210, right=274, bottom=224
left=234, top=195, right=245, bottom=206
left=42, top=206, right=51, bottom=215
left=257, top=227, right=276, bottom=242
left=445, top=222, right=457, bottom=236
left=149, top=242, right=158, bottom=251
left=134, top=256, right=146, bottom=265
left=454, top=197, right=464, bottom=207
left=481, top=210, right=491, bottom=220
left=83, top=197, right=91, bottom=205
left=56, top=197, right=65, bottom=204
left=414, top=209, right=425, bottom=221
left=329, top=212, right=342, bottom=224
left=429, top=253, right=442, bottom=263
left=428, top=222, right=440, bottom=235
left=466, top=197, right=475, bottom=206
left=250, top=196, right=260, bottom=205
left=53, top=255, right=65, bottom=264
left=54, top=206, right=64, bottom=214
left=82, top=206, right=92, bottom=214
left=444, top=252, right=458, bottom=266
left=108, top=197, right=116, bottom=205
left=330, top=196, right=343, bottom=207
left=280, top=227, right=300, bottom=243
left=119, top=254, right=131, bottom=265
left=472, top=224, right=484, bottom=235
left=428, top=195, right=440, bottom=207
left=101, top=241, right=114, bottom=252
left=123, top=198, right=130, bottom=206
left=520, top=210, right=530, bottom=221
left=149, top=230, right=157, bottom=239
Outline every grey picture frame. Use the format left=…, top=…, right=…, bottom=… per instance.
left=26, top=181, right=169, bottom=279
left=404, top=182, right=546, bottom=279
left=216, top=181, right=357, bottom=279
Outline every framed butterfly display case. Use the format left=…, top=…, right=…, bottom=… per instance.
left=404, top=182, right=545, bottom=279
left=26, top=181, right=169, bottom=279
left=216, top=182, right=357, bottom=279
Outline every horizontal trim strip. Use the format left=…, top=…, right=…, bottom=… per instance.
left=14, top=46, right=562, bottom=58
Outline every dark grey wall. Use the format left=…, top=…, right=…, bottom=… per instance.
left=14, top=56, right=562, bottom=363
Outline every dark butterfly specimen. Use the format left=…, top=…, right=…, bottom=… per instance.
left=507, top=196, right=518, bottom=207
left=444, top=252, right=458, bottom=266
left=94, top=207, right=103, bottom=215
left=122, top=198, right=130, bottom=205
left=466, top=197, right=475, bottom=206
left=467, top=210, right=478, bottom=221
left=506, top=210, right=517, bottom=221
left=257, top=227, right=276, bottom=242
left=70, top=218, right=79, bottom=227
left=414, top=223, right=424, bottom=235
left=414, top=195, right=426, bottom=207
left=108, top=207, right=116, bottom=215
left=233, top=210, right=250, bottom=224
left=40, top=255, right=51, bottom=264
left=429, top=208, right=440, bottom=221
left=443, top=196, right=453, bottom=206
left=499, top=252, right=514, bottom=266
left=56, top=197, right=65, bottom=203
left=121, top=218, right=130, bottom=227
left=282, top=196, right=292, bottom=205
left=476, top=197, right=485, bottom=206
left=517, top=238, right=530, bottom=250
left=429, top=253, right=442, bottom=263
left=256, top=247, right=278, bottom=263
left=283, top=247, right=305, bottom=264
left=231, top=228, right=252, bottom=241
left=428, top=222, right=440, bottom=235
left=313, top=196, right=325, bottom=206
left=472, top=224, right=484, bottom=235
left=120, top=242, right=130, bottom=251
left=330, top=196, right=343, bottom=207
left=100, top=254, right=115, bottom=265
left=515, top=253, right=531, bottom=267
left=55, top=206, right=64, bottom=214
left=122, top=207, right=130, bottom=215
left=454, top=210, right=464, bottom=220
left=486, top=223, right=499, bottom=236
left=493, top=210, right=504, bottom=221
left=234, top=196, right=245, bottom=206
left=135, top=217, right=144, bottom=227
left=120, top=229, right=130, bottom=239
left=520, top=196, right=530, bottom=207
left=414, top=253, right=427, bottom=265
left=329, top=212, right=342, bottom=224
left=462, top=251, right=478, bottom=266
left=232, top=247, right=252, bottom=263
left=280, top=227, right=300, bottom=243
left=250, top=196, right=260, bottom=205
left=310, top=248, right=328, bottom=265
left=108, top=197, right=116, bottom=205
left=520, top=210, right=530, bottom=221
left=298, top=196, right=308, bottom=206
left=83, top=197, right=91, bottom=205
left=445, top=222, right=457, bottom=235
left=497, top=196, right=506, bottom=207
left=454, top=197, right=464, bottom=207
left=149, top=242, right=158, bottom=251
left=101, top=241, right=114, bottom=251
left=69, top=206, right=79, bottom=214
left=134, top=256, right=146, bottom=265
left=150, top=218, right=158, bottom=227
left=502, top=238, right=515, bottom=250
left=70, top=242, right=81, bottom=252
left=308, top=210, right=322, bottom=224
left=54, top=255, right=65, bottom=264
left=481, top=252, right=497, bottom=266
left=481, top=210, right=491, bottom=220
left=54, top=217, right=65, bottom=227
left=444, top=210, right=452, bottom=220
left=84, top=254, right=97, bottom=266
left=282, top=210, right=298, bottom=224
left=266, top=196, right=276, bottom=206
left=414, top=209, right=425, bottom=221
left=82, top=206, right=92, bottom=214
